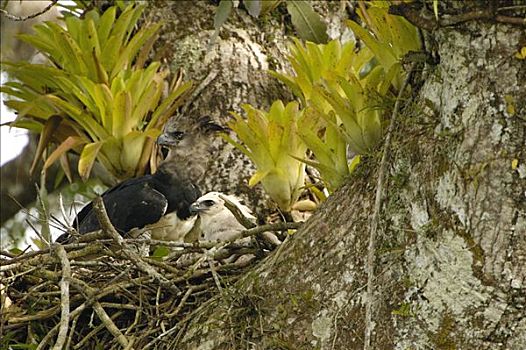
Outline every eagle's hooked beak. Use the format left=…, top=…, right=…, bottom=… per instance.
left=157, top=131, right=184, bottom=148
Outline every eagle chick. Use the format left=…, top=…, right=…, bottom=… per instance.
left=189, top=192, right=255, bottom=242
left=189, top=192, right=282, bottom=248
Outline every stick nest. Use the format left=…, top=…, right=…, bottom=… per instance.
left=0, top=224, right=294, bottom=350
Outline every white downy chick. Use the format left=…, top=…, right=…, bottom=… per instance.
left=189, top=192, right=255, bottom=242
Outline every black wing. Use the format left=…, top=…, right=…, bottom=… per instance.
left=73, top=176, right=168, bottom=234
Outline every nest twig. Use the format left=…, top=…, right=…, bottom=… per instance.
left=0, top=216, right=300, bottom=349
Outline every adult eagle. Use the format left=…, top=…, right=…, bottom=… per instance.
left=57, top=118, right=224, bottom=243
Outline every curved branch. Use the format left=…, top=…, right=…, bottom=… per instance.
left=0, top=0, right=59, bottom=21
left=388, top=3, right=526, bottom=31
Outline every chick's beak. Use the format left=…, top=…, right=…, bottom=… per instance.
left=189, top=202, right=202, bottom=215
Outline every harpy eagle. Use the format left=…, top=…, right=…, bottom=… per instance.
left=189, top=192, right=281, bottom=246
left=57, top=118, right=224, bottom=243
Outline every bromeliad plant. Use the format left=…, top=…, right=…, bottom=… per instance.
left=296, top=108, right=360, bottom=193
left=270, top=4, right=420, bottom=191
left=223, top=101, right=308, bottom=212
left=1, top=4, right=192, bottom=181
left=271, top=39, right=359, bottom=192
left=347, top=3, right=421, bottom=89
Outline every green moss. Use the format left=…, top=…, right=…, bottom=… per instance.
left=454, top=228, right=493, bottom=286
left=430, top=313, right=457, bottom=350
left=391, top=302, right=414, bottom=317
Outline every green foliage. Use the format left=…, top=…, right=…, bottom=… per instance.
left=60, top=0, right=131, bottom=14
left=213, top=0, right=328, bottom=45
left=348, top=4, right=421, bottom=89
left=223, top=101, right=307, bottom=212
left=228, top=4, right=421, bottom=201
left=267, top=5, right=419, bottom=191
left=297, top=109, right=362, bottom=193
left=285, top=1, right=328, bottom=44
left=1, top=4, right=192, bottom=181
left=269, top=39, right=358, bottom=191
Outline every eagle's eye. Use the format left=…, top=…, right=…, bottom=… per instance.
left=202, top=200, right=215, bottom=207
left=169, top=131, right=184, bottom=141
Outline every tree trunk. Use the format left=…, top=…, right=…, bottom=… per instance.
left=171, top=11, right=526, bottom=350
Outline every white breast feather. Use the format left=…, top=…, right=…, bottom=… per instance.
left=147, top=212, right=197, bottom=241
left=196, top=192, right=255, bottom=242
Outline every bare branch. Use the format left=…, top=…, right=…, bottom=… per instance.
left=92, top=302, right=132, bottom=349
left=0, top=0, right=58, bottom=21
left=219, top=193, right=257, bottom=229
left=389, top=3, right=526, bottom=31
left=52, top=244, right=71, bottom=350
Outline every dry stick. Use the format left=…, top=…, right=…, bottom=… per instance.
left=129, top=221, right=301, bottom=248
left=92, top=197, right=181, bottom=294
left=35, top=296, right=91, bottom=350
left=166, top=287, right=194, bottom=318
left=92, top=301, right=132, bottom=349
left=0, top=0, right=58, bottom=21
left=363, top=63, right=416, bottom=350
left=65, top=314, right=79, bottom=350
left=73, top=311, right=124, bottom=350
left=30, top=270, right=161, bottom=348
left=389, top=3, right=526, bottom=31
left=207, top=256, right=224, bottom=293
left=21, top=268, right=179, bottom=326
left=1, top=242, right=104, bottom=270
left=218, top=194, right=257, bottom=229
left=52, top=245, right=71, bottom=350
left=68, top=277, right=132, bottom=349
left=238, top=222, right=301, bottom=239
left=142, top=297, right=218, bottom=350
left=220, top=198, right=284, bottom=248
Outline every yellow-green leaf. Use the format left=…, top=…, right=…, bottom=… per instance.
left=120, top=131, right=147, bottom=175
left=44, top=136, right=85, bottom=170
left=30, top=115, right=63, bottom=175
left=112, top=90, right=133, bottom=138
left=78, top=142, right=103, bottom=180
left=249, top=169, right=270, bottom=187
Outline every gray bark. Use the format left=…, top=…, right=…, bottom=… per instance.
left=171, top=11, right=526, bottom=350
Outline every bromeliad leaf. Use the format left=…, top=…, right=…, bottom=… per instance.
left=211, top=0, right=233, bottom=46
left=44, top=136, right=85, bottom=171
left=286, top=1, right=328, bottom=44
left=30, top=115, right=63, bottom=175
left=243, top=0, right=262, bottom=18
left=255, top=5, right=420, bottom=198
left=112, top=90, right=133, bottom=138
left=78, top=142, right=103, bottom=181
